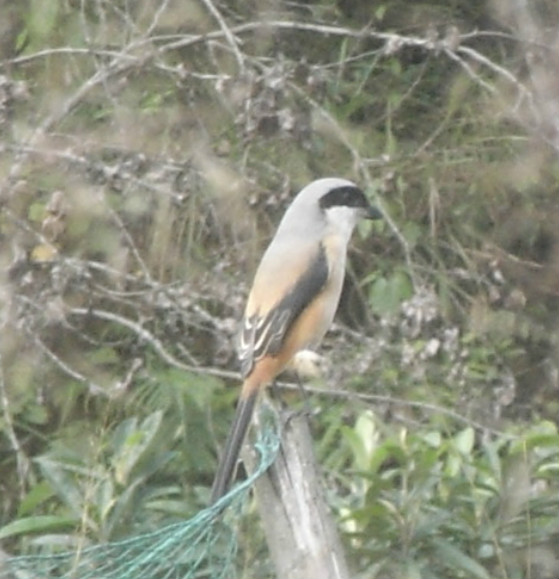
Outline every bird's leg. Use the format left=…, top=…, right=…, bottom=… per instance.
left=294, top=374, right=314, bottom=419
left=269, top=377, right=313, bottom=429
left=270, top=379, right=287, bottom=409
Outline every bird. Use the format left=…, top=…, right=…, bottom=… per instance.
left=210, top=177, right=382, bottom=503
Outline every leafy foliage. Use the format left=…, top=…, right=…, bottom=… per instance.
left=335, top=414, right=559, bottom=578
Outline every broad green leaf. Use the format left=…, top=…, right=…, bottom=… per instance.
left=368, top=271, right=413, bottom=315
left=17, top=481, right=55, bottom=517
left=421, top=431, right=442, bottom=448
left=0, top=515, right=76, bottom=539
left=112, top=410, right=165, bottom=485
left=453, top=427, right=475, bottom=455
left=28, top=202, right=45, bottom=222
left=35, top=456, right=84, bottom=517
left=353, top=411, right=379, bottom=469
left=433, top=538, right=491, bottom=579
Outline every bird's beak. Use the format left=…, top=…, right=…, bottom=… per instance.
left=365, top=205, right=383, bottom=220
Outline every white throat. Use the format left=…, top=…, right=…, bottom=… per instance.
left=325, top=205, right=360, bottom=244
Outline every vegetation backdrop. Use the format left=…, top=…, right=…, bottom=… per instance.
left=0, top=0, right=557, bottom=577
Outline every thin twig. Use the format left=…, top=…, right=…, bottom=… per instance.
left=442, top=48, right=496, bottom=94
left=199, top=0, right=245, bottom=71
left=68, top=306, right=239, bottom=382
left=277, top=382, right=519, bottom=439
left=146, top=0, right=174, bottom=37
left=32, top=335, right=105, bottom=395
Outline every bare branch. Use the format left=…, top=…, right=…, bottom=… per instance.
left=442, top=47, right=497, bottom=94
left=277, top=382, right=519, bottom=439
left=67, top=306, right=238, bottom=382
left=32, top=334, right=105, bottom=396
left=198, top=0, right=245, bottom=71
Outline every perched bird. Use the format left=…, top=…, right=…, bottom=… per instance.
left=210, top=177, right=382, bottom=503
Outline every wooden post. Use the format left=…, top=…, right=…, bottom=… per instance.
left=244, top=407, right=350, bottom=579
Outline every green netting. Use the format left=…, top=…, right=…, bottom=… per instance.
left=0, top=410, right=281, bottom=579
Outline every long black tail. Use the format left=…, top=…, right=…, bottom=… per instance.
left=210, top=391, right=258, bottom=503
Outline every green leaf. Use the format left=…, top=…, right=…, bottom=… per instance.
left=353, top=411, right=379, bottom=468
left=96, top=478, right=116, bottom=523
left=103, top=479, right=143, bottom=540
left=88, top=347, right=120, bottom=365
left=146, top=499, right=191, bottom=517
left=0, top=515, right=76, bottom=539
left=112, top=410, right=165, bottom=485
left=16, top=27, right=29, bottom=52
left=433, top=538, right=491, bottom=579
left=35, top=456, right=84, bottom=517
left=402, top=221, right=422, bottom=248
left=368, top=270, right=413, bottom=315
left=17, top=481, right=55, bottom=517
left=420, top=431, right=442, bottom=448
left=453, top=427, right=475, bottom=455
left=28, top=202, right=45, bottom=222
left=510, top=420, right=559, bottom=454
left=24, top=403, right=49, bottom=425
left=375, top=5, right=387, bottom=21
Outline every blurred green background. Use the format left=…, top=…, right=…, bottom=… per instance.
left=0, top=0, right=557, bottom=577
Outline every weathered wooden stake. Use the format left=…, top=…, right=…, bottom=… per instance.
left=244, top=407, right=350, bottom=579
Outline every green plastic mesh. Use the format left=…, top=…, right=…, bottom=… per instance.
left=0, top=411, right=281, bottom=579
